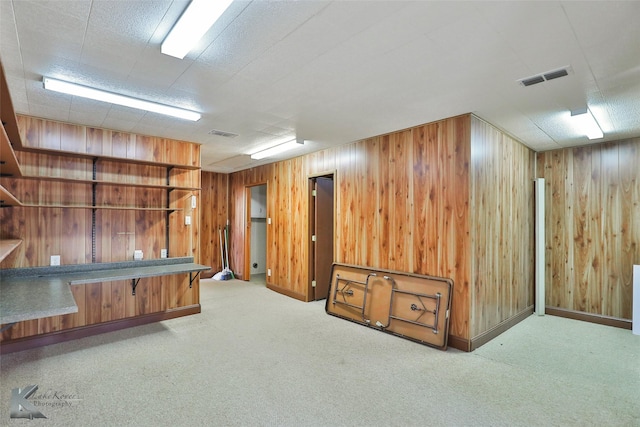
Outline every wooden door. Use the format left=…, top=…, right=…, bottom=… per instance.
left=312, top=176, right=334, bottom=300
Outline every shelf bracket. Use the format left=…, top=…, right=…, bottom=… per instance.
left=131, top=277, right=141, bottom=295
left=189, top=271, right=201, bottom=288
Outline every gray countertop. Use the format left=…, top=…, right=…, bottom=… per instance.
left=1, top=276, right=78, bottom=324
left=0, top=258, right=210, bottom=325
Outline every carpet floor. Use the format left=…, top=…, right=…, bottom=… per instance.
left=1, top=278, right=638, bottom=426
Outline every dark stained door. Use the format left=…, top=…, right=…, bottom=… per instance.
left=312, top=176, right=334, bottom=300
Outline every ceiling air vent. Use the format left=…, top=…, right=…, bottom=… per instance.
left=208, top=129, right=238, bottom=138
left=521, top=75, right=545, bottom=86
left=543, top=68, right=569, bottom=81
left=518, top=65, right=572, bottom=87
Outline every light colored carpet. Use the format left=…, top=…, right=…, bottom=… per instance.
left=1, top=278, right=639, bottom=426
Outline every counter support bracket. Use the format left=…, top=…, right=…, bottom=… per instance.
left=131, top=278, right=141, bottom=295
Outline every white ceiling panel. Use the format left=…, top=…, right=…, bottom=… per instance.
left=1, top=0, right=638, bottom=170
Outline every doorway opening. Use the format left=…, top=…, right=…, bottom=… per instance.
left=309, top=173, right=335, bottom=300
left=245, top=184, right=268, bottom=285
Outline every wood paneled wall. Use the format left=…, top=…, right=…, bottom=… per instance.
left=470, top=117, right=536, bottom=338
left=206, top=114, right=537, bottom=346
left=1, top=116, right=201, bottom=342
left=218, top=116, right=473, bottom=340
left=537, top=138, right=640, bottom=319
left=200, top=171, right=229, bottom=277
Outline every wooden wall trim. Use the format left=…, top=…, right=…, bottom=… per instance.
left=447, top=335, right=471, bottom=352
left=0, top=305, right=200, bottom=354
left=266, top=283, right=307, bottom=302
left=470, top=305, right=534, bottom=351
left=545, top=306, right=632, bottom=330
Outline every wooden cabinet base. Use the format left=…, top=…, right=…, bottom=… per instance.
left=0, top=305, right=200, bottom=354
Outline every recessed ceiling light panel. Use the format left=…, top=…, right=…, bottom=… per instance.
left=43, top=77, right=201, bottom=121
left=162, top=0, right=234, bottom=59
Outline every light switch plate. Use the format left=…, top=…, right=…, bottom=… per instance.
left=191, top=195, right=197, bottom=209
left=185, top=215, right=191, bottom=225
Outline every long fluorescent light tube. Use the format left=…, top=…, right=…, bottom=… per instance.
left=162, top=0, right=234, bottom=59
left=570, top=107, right=603, bottom=140
left=250, top=139, right=304, bottom=160
left=43, top=77, right=201, bottom=121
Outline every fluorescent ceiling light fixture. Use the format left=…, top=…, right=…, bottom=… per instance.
left=250, top=139, right=305, bottom=160
left=161, top=0, right=234, bottom=59
left=43, top=77, right=201, bottom=121
left=570, top=107, right=603, bottom=140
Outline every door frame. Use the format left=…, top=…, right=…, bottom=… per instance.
left=243, top=182, right=268, bottom=282
left=307, top=170, right=336, bottom=300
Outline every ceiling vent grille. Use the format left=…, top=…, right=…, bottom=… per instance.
left=518, top=66, right=572, bottom=87
left=208, top=129, right=238, bottom=138
left=543, top=68, right=569, bottom=81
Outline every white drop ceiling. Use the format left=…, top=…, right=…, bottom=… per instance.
left=1, top=1, right=639, bottom=172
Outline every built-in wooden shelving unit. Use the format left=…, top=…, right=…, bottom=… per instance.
left=0, top=61, right=23, bottom=261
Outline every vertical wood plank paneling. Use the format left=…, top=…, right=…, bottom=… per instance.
left=469, top=117, right=534, bottom=338
left=85, top=283, right=102, bottom=325
left=378, top=136, right=391, bottom=267
left=101, top=282, right=113, bottom=322
left=60, top=122, right=86, bottom=153
left=537, top=137, right=640, bottom=320
left=111, top=281, right=126, bottom=320
left=87, top=127, right=109, bottom=156
left=365, top=138, right=380, bottom=267
left=109, top=132, right=127, bottom=158
left=601, top=144, right=621, bottom=317
left=41, top=120, right=61, bottom=150
left=224, top=115, right=474, bottom=340
left=573, top=146, right=592, bottom=312
left=200, top=172, right=229, bottom=277
left=291, top=157, right=306, bottom=295
left=619, top=141, right=639, bottom=319
left=219, top=114, right=542, bottom=343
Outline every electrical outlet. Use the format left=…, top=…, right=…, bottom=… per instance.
left=50, top=255, right=60, bottom=266
left=185, top=215, right=191, bottom=225
left=267, top=268, right=272, bottom=277
left=134, top=250, right=143, bottom=260
left=160, top=249, right=167, bottom=258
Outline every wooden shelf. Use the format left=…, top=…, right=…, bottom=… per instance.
left=15, top=145, right=200, bottom=170
left=1, top=121, right=22, bottom=177
left=0, top=239, right=22, bottom=262
left=7, top=174, right=200, bottom=191
left=0, top=183, right=21, bottom=206
left=19, top=203, right=181, bottom=211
